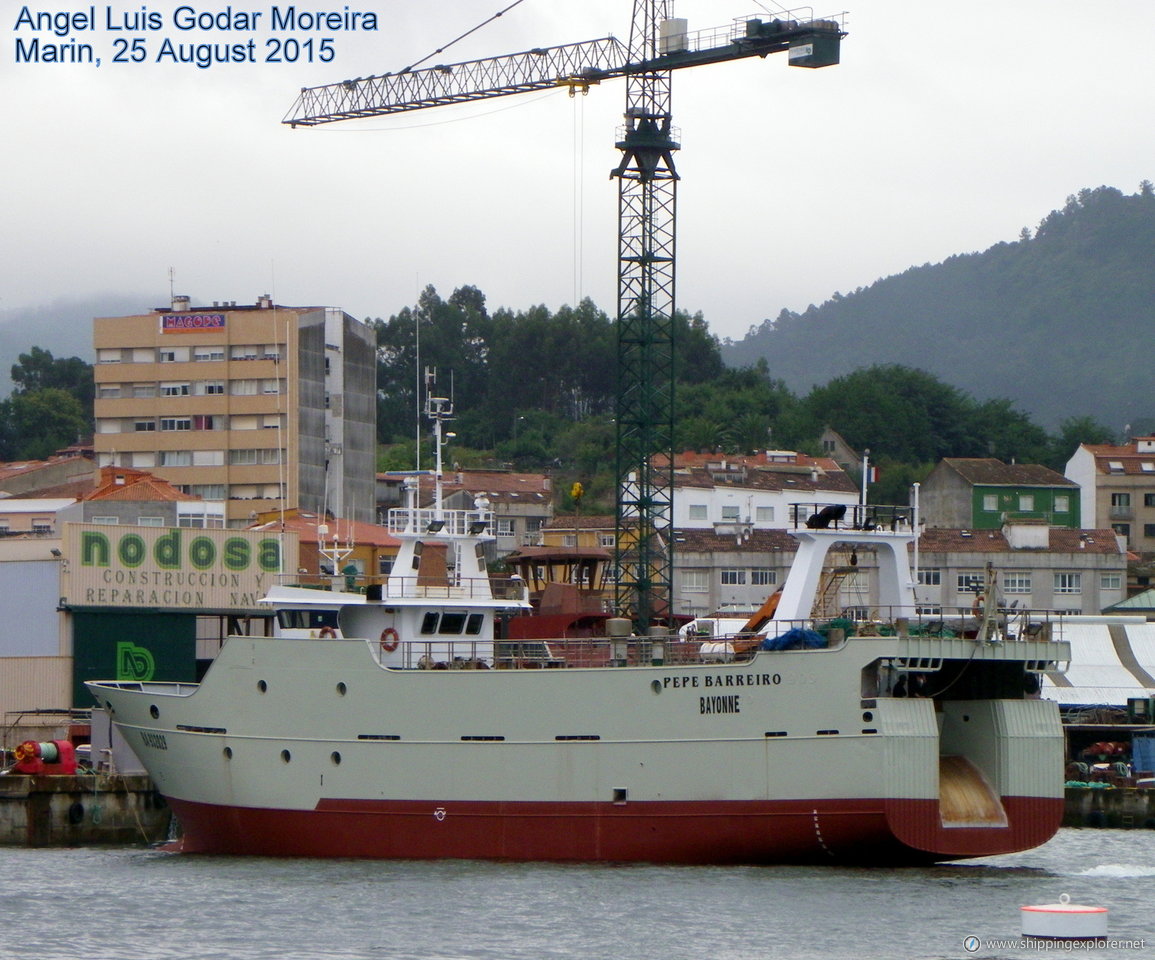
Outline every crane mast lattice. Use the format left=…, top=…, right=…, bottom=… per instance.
left=284, top=4, right=845, bottom=629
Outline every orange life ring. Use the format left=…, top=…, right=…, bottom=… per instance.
left=380, top=627, right=400, bottom=653
left=319, top=626, right=337, bottom=639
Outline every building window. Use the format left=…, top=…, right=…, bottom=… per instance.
left=194, top=348, right=225, bottom=362
left=1144, top=524, right=1155, bottom=539
left=192, top=450, right=225, bottom=467
left=1145, top=494, right=1155, bottom=508
left=1018, top=494, right=1034, bottom=512
left=755, top=506, right=774, bottom=523
left=31, top=521, right=53, bottom=534
left=199, top=381, right=225, bottom=395
left=230, top=449, right=258, bottom=465
left=1111, top=493, right=1131, bottom=507
left=231, top=379, right=258, bottom=396
left=178, top=516, right=206, bottom=528
left=688, top=504, right=707, bottom=521
left=751, top=568, right=776, bottom=587
left=161, top=382, right=190, bottom=397
left=91, top=516, right=119, bottom=525
left=188, top=484, right=226, bottom=500
left=720, top=505, right=740, bottom=521
left=137, top=516, right=165, bottom=527
left=496, top=519, right=515, bottom=537
left=160, top=450, right=192, bottom=467
left=917, top=568, right=941, bottom=586
left=193, top=415, right=221, bottom=431
left=1003, top=573, right=1032, bottom=594
left=915, top=605, right=942, bottom=617
left=1054, top=573, right=1082, bottom=595
left=1054, top=494, right=1070, bottom=513
left=157, top=347, right=189, bottom=363
left=230, top=345, right=259, bottom=361
left=97, top=348, right=122, bottom=363
left=1100, top=574, right=1122, bottom=590
left=599, top=533, right=616, bottom=548
left=563, top=534, right=577, bottom=547
left=161, top=417, right=191, bottom=431
left=97, top=386, right=121, bottom=399
left=957, top=571, right=985, bottom=592
left=683, top=569, right=709, bottom=592
left=720, top=569, right=746, bottom=585
left=134, top=420, right=156, bottom=432
left=982, top=494, right=998, bottom=512
left=133, top=384, right=156, bottom=398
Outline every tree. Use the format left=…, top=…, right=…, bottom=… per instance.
left=10, top=346, right=94, bottom=411
left=1, top=388, right=89, bottom=460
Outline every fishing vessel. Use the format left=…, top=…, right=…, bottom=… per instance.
left=88, top=402, right=1071, bottom=864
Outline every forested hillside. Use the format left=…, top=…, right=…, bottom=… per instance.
left=721, top=185, right=1155, bottom=430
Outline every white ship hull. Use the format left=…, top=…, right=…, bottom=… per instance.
left=88, top=502, right=1070, bottom=863
left=90, top=631, right=1066, bottom=864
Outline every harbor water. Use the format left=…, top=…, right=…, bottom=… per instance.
left=1, top=828, right=1152, bottom=960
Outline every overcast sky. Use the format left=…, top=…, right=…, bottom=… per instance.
left=3, top=1, right=1152, bottom=343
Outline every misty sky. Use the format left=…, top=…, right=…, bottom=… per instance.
left=3, top=1, right=1153, bottom=342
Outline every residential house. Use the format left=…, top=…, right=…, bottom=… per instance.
left=93, top=295, right=376, bottom=526
left=667, top=450, right=859, bottom=531
left=914, top=524, right=1126, bottom=617
left=56, top=465, right=224, bottom=528
left=922, top=458, right=1080, bottom=530
left=1066, top=438, right=1155, bottom=553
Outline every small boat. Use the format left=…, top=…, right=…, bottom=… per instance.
left=87, top=403, right=1071, bottom=864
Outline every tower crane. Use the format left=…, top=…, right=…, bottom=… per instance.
left=284, top=4, right=845, bottom=630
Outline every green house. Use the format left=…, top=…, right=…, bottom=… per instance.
left=922, top=458, right=1081, bottom=530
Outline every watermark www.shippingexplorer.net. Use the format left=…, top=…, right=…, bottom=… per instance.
left=962, top=937, right=1148, bottom=953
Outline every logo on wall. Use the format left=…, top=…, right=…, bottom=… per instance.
left=117, top=642, right=156, bottom=682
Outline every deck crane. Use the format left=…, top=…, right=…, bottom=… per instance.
left=284, top=4, right=845, bottom=630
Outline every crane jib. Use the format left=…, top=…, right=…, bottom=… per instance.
left=283, top=18, right=844, bottom=127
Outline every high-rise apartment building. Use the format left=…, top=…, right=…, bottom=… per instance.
left=93, top=295, right=376, bottom=527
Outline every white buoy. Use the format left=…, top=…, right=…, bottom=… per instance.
left=1021, top=894, right=1108, bottom=940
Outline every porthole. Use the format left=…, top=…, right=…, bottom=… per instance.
left=223, top=747, right=233, bottom=760
left=280, top=749, right=291, bottom=763
left=650, top=680, right=661, bottom=695
left=862, top=711, right=873, bottom=723
left=257, top=680, right=268, bottom=694
left=149, top=705, right=159, bottom=719
left=330, top=751, right=342, bottom=765
left=336, top=682, right=347, bottom=696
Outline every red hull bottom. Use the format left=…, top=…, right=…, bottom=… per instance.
left=168, top=795, right=1063, bottom=865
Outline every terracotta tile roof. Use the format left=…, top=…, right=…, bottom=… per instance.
left=1083, top=443, right=1155, bottom=476
left=380, top=471, right=553, bottom=506
left=673, top=527, right=799, bottom=554
left=673, top=466, right=858, bottom=495
left=941, top=458, right=1076, bottom=487
left=82, top=467, right=198, bottom=503
left=0, top=454, right=91, bottom=484
left=542, top=514, right=615, bottom=531
left=248, top=513, right=400, bottom=548
left=917, top=527, right=1122, bottom=555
